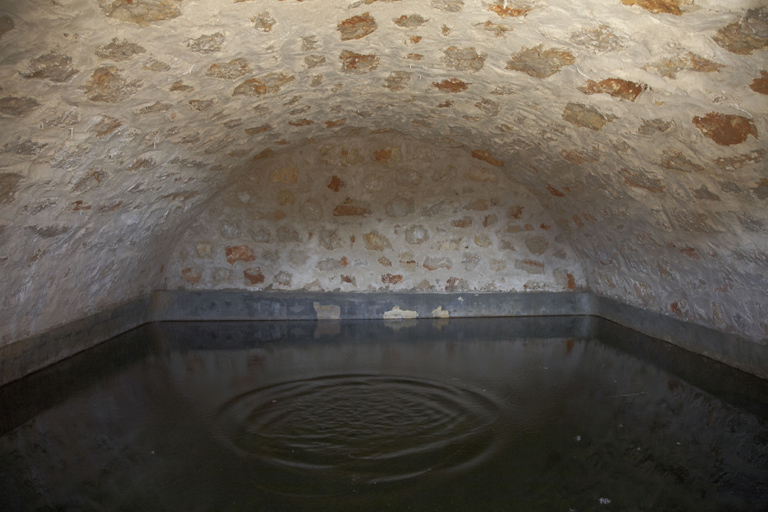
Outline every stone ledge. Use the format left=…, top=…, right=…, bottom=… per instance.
left=0, top=296, right=151, bottom=387
left=593, top=295, right=768, bottom=381
left=149, top=290, right=767, bottom=379
left=2, top=291, right=767, bottom=385
left=148, top=290, right=594, bottom=322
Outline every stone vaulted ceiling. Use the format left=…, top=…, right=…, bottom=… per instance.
left=0, top=0, right=766, bottom=347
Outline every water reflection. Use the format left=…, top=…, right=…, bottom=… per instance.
left=0, top=317, right=766, bottom=511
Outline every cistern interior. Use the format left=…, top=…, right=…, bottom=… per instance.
left=0, top=0, right=767, bottom=380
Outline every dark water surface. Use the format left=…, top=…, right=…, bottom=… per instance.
left=1, top=317, right=767, bottom=511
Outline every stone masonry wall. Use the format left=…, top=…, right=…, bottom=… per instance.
left=0, top=0, right=766, bottom=349
left=164, top=135, right=585, bottom=294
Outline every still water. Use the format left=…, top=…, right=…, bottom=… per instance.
left=1, top=317, right=767, bottom=511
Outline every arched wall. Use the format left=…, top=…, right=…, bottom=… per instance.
left=0, top=0, right=765, bottom=359
left=162, top=134, right=586, bottom=294
left=511, top=140, right=768, bottom=343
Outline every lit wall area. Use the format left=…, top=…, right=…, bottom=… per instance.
left=163, top=135, right=585, bottom=295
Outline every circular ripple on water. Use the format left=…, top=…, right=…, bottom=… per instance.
left=215, top=374, right=503, bottom=490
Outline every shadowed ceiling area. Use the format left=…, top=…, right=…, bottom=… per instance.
left=0, top=0, right=766, bottom=347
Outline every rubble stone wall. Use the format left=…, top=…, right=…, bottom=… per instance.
left=0, top=0, right=765, bottom=347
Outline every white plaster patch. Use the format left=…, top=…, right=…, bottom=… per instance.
left=432, top=306, right=450, bottom=318
left=383, top=306, right=420, bottom=320
left=313, top=302, right=341, bottom=320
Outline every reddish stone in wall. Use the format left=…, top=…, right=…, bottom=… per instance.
left=244, top=268, right=265, bottom=284
left=445, top=277, right=468, bottom=292
left=382, top=273, right=403, bottom=284
left=84, top=66, right=141, bottom=103
left=206, top=58, right=251, bottom=80
left=337, top=12, right=377, bottom=41
left=489, top=3, right=531, bottom=17
left=471, top=149, right=504, bottom=167
left=226, top=245, right=255, bottom=264
left=374, top=147, right=392, bottom=162
left=515, top=259, right=545, bottom=274
left=244, top=124, right=271, bottom=135
left=432, top=78, right=468, bottom=93
left=506, top=45, right=575, bottom=78
left=393, top=14, right=429, bottom=28
left=452, top=217, right=472, bottom=228
left=252, top=148, right=276, bottom=160
left=621, top=0, right=684, bottom=15
left=423, top=256, right=452, bottom=271
left=679, top=247, right=700, bottom=260
left=621, top=168, right=665, bottom=194
left=252, top=12, right=275, bottom=33
left=714, top=15, right=768, bottom=55
left=339, top=50, right=380, bottom=73
left=325, top=118, right=347, bottom=128
left=181, top=268, right=201, bottom=283
left=579, top=78, right=646, bottom=101
left=126, top=158, right=155, bottom=172
left=233, top=73, right=294, bottom=96
left=749, top=71, right=768, bottom=95
left=91, top=116, right=122, bottom=137
left=364, top=231, right=392, bottom=251
left=692, top=112, right=757, bottom=146
left=547, top=184, right=565, bottom=197
left=561, top=148, right=600, bottom=165
left=333, top=202, right=371, bottom=216
left=99, top=201, right=123, bottom=213
left=649, top=52, right=723, bottom=78
left=328, top=176, right=345, bottom=191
